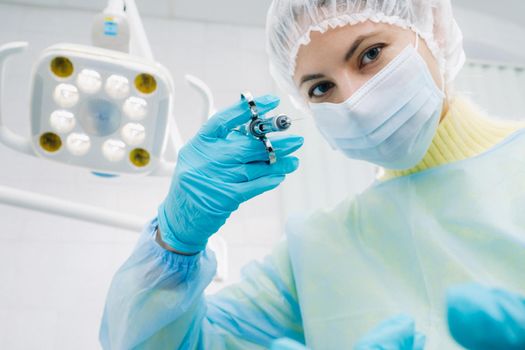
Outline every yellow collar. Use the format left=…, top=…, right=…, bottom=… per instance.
left=382, top=96, right=525, bottom=180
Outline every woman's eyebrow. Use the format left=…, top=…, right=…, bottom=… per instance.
left=344, top=33, right=377, bottom=62
left=299, top=73, right=325, bottom=87
left=299, top=32, right=380, bottom=86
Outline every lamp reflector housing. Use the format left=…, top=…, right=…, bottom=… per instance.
left=30, top=44, right=173, bottom=175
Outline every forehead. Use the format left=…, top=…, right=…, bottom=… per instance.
left=293, top=21, right=408, bottom=81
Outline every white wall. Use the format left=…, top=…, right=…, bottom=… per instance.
left=452, top=5, right=525, bottom=120
left=454, top=5, right=525, bottom=64
left=0, top=2, right=524, bottom=350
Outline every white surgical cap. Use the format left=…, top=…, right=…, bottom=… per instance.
left=266, top=0, right=465, bottom=105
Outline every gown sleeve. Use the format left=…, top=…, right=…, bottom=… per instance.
left=99, top=219, right=304, bottom=350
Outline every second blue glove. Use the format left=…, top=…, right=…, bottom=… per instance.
left=447, top=283, right=525, bottom=350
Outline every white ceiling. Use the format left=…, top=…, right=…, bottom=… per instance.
left=0, top=0, right=273, bottom=26
left=0, top=0, right=523, bottom=27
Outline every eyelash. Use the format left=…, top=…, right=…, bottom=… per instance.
left=307, top=44, right=387, bottom=99
left=358, top=44, right=386, bottom=68
left=308, top=81, right=335, bottom=98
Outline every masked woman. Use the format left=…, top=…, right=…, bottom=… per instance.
left=100, top=1, right=525, bottom=349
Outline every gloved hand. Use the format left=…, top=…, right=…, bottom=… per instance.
left=354, top=314, right=426, bottom=350
left=157, top=94, right=303, bottom=254
left=447, top=283, right=525, bottom=350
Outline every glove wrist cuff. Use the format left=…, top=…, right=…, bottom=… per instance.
left=157, top=205, right=208, bottom=254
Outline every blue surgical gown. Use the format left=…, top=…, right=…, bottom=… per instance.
left=101, top=130, right=525, bottom=349
left=99, top=219, right=304, bottom=349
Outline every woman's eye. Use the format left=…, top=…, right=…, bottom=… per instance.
left=361, top=46, right=383, bottom=67
left=309, top=82, right=334, bottom=98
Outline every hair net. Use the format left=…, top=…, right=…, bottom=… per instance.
left=266, top=0, right=465, bottom=105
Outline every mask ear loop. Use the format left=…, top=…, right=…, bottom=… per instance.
left=415, top=31, right=446, bottom=93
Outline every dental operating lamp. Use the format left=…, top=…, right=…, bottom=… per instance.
left=0, top=0, right=199, bottom=177
left=0, top=0, right=231, bottom=280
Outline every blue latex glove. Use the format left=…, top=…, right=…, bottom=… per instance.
left=447, top=283, right=525, bottom=350
left=354, top=314, right=426, bottom=350
left=158, top=94, right=303, bottom=253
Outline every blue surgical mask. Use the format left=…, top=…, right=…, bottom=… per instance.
left=309, top=42, right=445, bottom=170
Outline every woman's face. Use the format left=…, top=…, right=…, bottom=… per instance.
left=293, top=21, right=443, bottom=105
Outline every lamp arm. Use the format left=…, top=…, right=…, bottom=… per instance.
left=184, top=74, right=216, bottom=122
left=0, top=42, right=35, bottom=156
left=124, top=0, right=154, bottom=60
